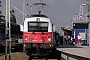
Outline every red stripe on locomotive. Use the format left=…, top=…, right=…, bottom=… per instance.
left=23, top=32, right=52, bottom=43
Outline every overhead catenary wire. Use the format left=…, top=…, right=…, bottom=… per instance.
left=44, top=5, right=55, bottom=24
left=1, top=1, right=24, bottom=22
left=1, top=0, right=55, bottom=24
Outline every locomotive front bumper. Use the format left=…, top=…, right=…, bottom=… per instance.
left=24, top=43, right=53, bottom=49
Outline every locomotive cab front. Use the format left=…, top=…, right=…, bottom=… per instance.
left=23, top=14, right=54, bottom=56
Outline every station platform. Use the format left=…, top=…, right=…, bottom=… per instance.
left=56, top=44, right=90, bottom=59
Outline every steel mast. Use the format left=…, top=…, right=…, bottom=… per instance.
left=86, top=0, right=90, bottom=20
left=86, top=0, right=90, bottom=46
left=5, top=0, right=11, bottom=60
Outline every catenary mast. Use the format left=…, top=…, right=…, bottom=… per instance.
left=5, top=0, right=11, bottom=60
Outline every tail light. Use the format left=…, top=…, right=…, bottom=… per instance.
left=48, top=36, right=51, bottom=41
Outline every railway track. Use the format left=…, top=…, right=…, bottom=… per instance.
left=0, top=51, right=61, bottom=60
left=28, top=48, right=61, bottom=60
left=0, top=43, right=61, bottom=60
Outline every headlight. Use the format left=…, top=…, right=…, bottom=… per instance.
left=48, top=36, right=51, bottom=41
left=25, top=36, right=28, bottom=41
left=24, top=44, right=26, bottom=47
left=50, top=44, right=52, bottom=47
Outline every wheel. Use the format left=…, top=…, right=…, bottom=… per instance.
left=44, top=58, right=48, bottom=60
left=28, top=57, right=32, bottom=60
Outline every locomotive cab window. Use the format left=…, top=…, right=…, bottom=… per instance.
left=28, top=22, right=48, bottom=32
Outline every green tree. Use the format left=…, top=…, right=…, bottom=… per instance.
left=0, top=1, right=2, bottom=7
left=0, top=11, right=5, bottom=22
left=0, top=1, right=5, bottom=23
left=10, top=10, right=17, bottom=24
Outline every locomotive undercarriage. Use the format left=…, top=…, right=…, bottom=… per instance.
left=25, top=43, right=52, bottom=56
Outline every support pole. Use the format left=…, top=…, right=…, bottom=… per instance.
left=5, top=0, right=8, bottom=59
left=86, top=0, right=90, bottom=46
left=23, top=0, right=26, bottom=52
left=8, top=0, right=11, bottom=59
left=5, top=0, right=11, bottom=60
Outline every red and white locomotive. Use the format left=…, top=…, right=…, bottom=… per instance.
left=23, top=14, right=56, bottom=55
left=23, top=3, right=60, bottom=56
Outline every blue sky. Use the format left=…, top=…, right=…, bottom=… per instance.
left=1, top=0, right=86, bottom=29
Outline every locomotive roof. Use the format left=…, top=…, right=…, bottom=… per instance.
left=29, top=14, right=48, bottom=18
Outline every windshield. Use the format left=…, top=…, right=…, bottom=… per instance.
left=28, top=22, right=48, bottom=32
